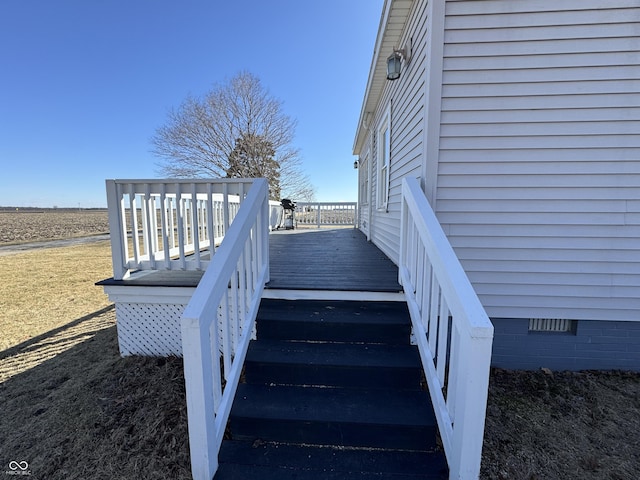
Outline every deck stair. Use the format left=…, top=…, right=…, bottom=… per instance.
left=214, top=298, right=448, bottom=479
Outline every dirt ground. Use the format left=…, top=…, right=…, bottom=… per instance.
left=481, top=369, right=640, bottom=480
left=0, top=211, right=638, bottom=479
left=0, top=208, right=108, bottom=245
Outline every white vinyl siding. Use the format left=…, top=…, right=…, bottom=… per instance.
left=437, top=0, right=640, bottom=321
left=369, top=0, right=428, bottom=264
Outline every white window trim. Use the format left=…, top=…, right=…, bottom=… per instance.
left=377, top=106, right=391, bottom=210
left=359, top=155, right=369, bottom=206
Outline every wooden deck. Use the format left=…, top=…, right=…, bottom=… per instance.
left=100, top=228, right=401, bottom=294
left=266, top=228, right=400, bottom=292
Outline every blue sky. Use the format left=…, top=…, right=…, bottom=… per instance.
left=0, top=1, right=383, bottom=207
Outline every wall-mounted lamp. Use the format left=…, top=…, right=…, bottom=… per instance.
left=386, top=40, right=411, bottom=81
left=354, top=160, right=359, bottom=169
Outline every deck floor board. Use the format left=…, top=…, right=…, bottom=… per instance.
left=267, top=228, right=400, bottom=292
left=99, top=228, right=400, bottom=293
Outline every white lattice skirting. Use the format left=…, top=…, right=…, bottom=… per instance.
left=103, top=285, right=254, bottom=358
left=116, top=303, right=185, bottom=356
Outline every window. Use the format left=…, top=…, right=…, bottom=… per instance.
left=359, top=156, right=369, bottom=206
left=377, top=110, right=390, bottom=209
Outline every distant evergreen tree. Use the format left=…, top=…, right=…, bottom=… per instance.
left=227, top=133, right=280, bottom=199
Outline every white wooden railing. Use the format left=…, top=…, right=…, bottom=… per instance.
left=105, top=179, right=281, bottom=280
left=181, top=178, right=270, bottom=480
left=399, top=177, right=494, bottom=480
left=294, top=202, right=358, bottom=228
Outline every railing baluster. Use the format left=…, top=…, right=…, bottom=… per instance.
left=128, top=184, right=141, bottom=267
left=169, top=195, right=176, bottom=250
left=210, top=315, right=222, bottom=410
left=436, top=297, right=449, bottom=385
left=159, top=184, right=171, bottom=270
left=176, top=183, right=187, bottom=270
left=251, top=222, right=259, bottom=290
left=421, top=262, right=432, bottom=333
left=230, top=259, right=239, bottom=356
left=143, top=185, right=156, bottom=270
left=221, top=276, right=232, bottom=378
left=428, top=275, right=440, bottom=356
left=446, top=323, right=461, bottom=422
left=191, top=183, right=202, bottom=270
left=222, top=183, right=230, bottom=237
left=237, top=249, right=247, bottom=353
left=415, top=232, right=425, bottom=304
left=207, top=184, right=215, bottom=258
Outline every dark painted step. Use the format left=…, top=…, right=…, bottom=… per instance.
left=257, top=299, right=411, bottom=344
left=229, top=383, right=436, bottom=451
left=245, top=339, right=423, bottom=390
left=215, top=440, right=448, bottom=479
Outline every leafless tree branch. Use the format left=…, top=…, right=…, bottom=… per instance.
left=152, top=71, right=316, bottom=200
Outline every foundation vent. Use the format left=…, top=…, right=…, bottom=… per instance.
left=528, top=318, right=574, bottom=333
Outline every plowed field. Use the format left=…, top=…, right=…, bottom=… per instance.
left=0, top=208, right=109, bottom=245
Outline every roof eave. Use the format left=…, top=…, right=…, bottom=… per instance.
left=353, top=0, right=413, bottom=155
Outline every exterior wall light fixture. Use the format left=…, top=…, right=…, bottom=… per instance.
left=386, top=40, right=411, bottom=81
left=354, top=160, right=359, bottom=169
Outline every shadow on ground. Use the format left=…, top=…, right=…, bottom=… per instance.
left=0, top=307, right=190, bottom=480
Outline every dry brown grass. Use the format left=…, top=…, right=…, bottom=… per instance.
left=0, top=241, right=191, bottom=479
left=0, top=241, right=113, bottom=353
left=481, top=368, right=640, bottom=480
left=0, top=308, right=190, bottom=479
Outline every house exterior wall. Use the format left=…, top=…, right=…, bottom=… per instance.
left=355, top=0, right=640, bottom=368
left=364, top=0, right=429, bottom=264
left=437, top=0, right=640, bottom=323
left=492, top=318, right=640, bottom=371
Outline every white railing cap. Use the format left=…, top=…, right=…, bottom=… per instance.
left=109, top=178, right=257, bottom=184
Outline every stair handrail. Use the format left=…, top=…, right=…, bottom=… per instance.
left=399, top=177, right=494, bottom=480
left=181, top=178, right=270, bottom=480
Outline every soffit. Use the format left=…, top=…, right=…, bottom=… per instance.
left=353, top=0, right=413, bottom=155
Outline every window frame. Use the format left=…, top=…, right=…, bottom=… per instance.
left=377, top=107, right=391, bottom=210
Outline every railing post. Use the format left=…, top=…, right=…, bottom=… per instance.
left=106, top=180, right=128, bottom=280
left=450, top=332, right=493, bottom=479
left=354, top=203, right=358, bottom=228
left=181, top=316, right=218, bottom=480
left=261, top=195, right=271, bottom=284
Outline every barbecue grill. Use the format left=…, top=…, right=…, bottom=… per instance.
left=280, top=198, right=296, bottom=230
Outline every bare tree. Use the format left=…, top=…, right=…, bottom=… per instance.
left=152, top=71, right=316, bottom=201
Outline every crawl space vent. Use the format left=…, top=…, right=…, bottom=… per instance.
left=528, top=318, right=573, bottom=333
